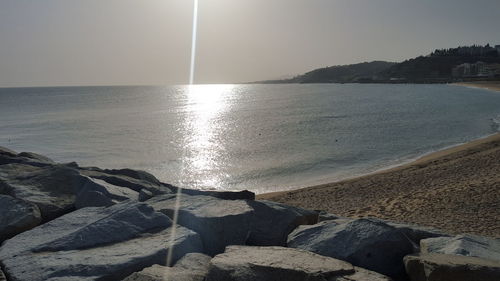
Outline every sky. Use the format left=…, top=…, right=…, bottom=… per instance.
left=1, top=0, right=499, bottom=87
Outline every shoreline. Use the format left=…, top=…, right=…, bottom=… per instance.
left=451, top=81, right=500, bottom=92
left=259, top=132, right=500, bottom=238
left=257, top=132, right=500, bottom=198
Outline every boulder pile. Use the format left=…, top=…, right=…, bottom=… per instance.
left=0, top=146, right=498, bottom=281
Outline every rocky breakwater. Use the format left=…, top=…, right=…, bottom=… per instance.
left=0, top=146, right=499, bottom=281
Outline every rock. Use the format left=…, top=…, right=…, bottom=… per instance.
left=174, top=252, right=212, bottom=271
left=147, top=194, right=254, bottom=256
left=0, top=148, right=55, bottom=167
left=343, top=267, right=393, bottom=281
left=287, top=218, right=415, bottom=279
left=17, top=152, right=55, bottom=164
left=246, top=200, right=318, bottom=246
left=0, top=201, right=203, bottom=281
left=139, top=189, right=154, bottom=201
left=103, top=168, right=163, bottom=185
left=123, top=253, right=211, bottom=281
left=0, top=194, right=42, bottom=243
left=0, top=146, right=17, bottom=156
left=0, top=163, right=88, bottom=220
left=420, top=234, right=500, bottom=261
left=385, top=221, right=448, bottom=245
left=316, top=210, right=346, bottom=222
left=74, top=177, right=139, bottom=208
left=79, top=167, right=172, bottom=195
left=0, top=268, right=6, bottom=281
left=322, top=217, right=448, bottom=244
left=206, top=245, right=390, bottom=281
left=404, top=253, right=500, bottom=281
left=123, top=264, right=199, bottom=281
left=179, top=188, right=255, bottom=200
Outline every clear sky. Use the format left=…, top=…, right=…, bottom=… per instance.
left=1, top=0, right=499, bottom=87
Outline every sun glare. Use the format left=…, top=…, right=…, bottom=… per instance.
left=184, top=84, right=234, bottom=186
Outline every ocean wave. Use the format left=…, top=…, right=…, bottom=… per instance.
left=492, top=115, right=500, bottom=131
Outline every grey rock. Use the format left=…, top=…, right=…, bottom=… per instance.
left=246, top=200, right=318, bottom=246
left=0, top=146, right=17, bottom=156
left=404, top=253, right=500, bottom=281
left=147, top=194, right=254, bottom=255
left=122, top=264, right=202, bottom=281
left=0, top=269, right=5, bottom=281
left=316, top=210, right=346, bottom=222
left=74, top=177, right=139, bottom=208
left=384, top=221, right=448, bottom=245
left=123, top=253, right=211, bottom=281
left=0, top=194, right=42, bottom=242
left=0, top=148, right=55, bottom=167
left=206, top=245, right=388, bottom=281
left=420, top=234, right=500, bottom=261
left=0, top=201, right=203, bottom=281
left=341, top=267, right=393, bottom=281
left=139, top=189, right=154, bottom=201
left=0, top=163, right=88, bottom=220
left=287, top=218, right=415, bottom=279
left=179, top=188, right=255, bottom=200
left=17, top=152, right=55, bottom=164
left=79, top=167, right=172, bottom=195
left=103, top=168, right=162, bottom=184
left=174, top=252, right=212, bottom=271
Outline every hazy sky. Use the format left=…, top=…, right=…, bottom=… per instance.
left=1, top=0, right=499, bottom=87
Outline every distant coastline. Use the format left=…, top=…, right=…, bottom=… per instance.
left=252, top=44, right=500, bottom=85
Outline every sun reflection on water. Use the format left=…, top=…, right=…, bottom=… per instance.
left=182, top=84, right=235, bottom=188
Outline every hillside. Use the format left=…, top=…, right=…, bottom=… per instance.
left=379, top=45, right=500, bottom=83
left=255, top=44, right=500, bottom=84
left=254, top=61, right=396, bottom=84
left=289, top=61, right=396, bottom=83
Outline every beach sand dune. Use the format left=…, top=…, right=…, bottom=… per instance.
left=259, top=133, right=500, bottom=238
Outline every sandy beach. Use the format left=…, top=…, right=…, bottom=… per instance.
left=453, top=81, right=500, bottom=92
left=259, top=132, right=500, bottom=238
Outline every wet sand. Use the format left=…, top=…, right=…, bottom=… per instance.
left=258, top=133, right=500, bottom=238
left=453, top=81, right=500, bottom=92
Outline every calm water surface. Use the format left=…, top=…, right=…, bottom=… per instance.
left=1, top=84, right=499, bottom=193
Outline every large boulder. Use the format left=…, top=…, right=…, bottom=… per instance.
left=287, top=218, right=415, bottom=279
left=74, top=176, right=139, bottom=208
left=146, top=194, right=254, bottom=256
left=174, top=252, right=212, bottom=271
left=0, top=163, right=88, bottom=220
left=205, top=246, right=391, bottom=281
left=404, top=253, right=500, bottom=281
left=0, top=201, right=203, bottom=281
left=0, top=147, right=55, bottom=167
left=420, top=234, right=500, bottom=261
left=316, top=215, right=448, bottom=245
left=0, top=194, right=42, bottom=243
left=385, top=221, right=448, bottom=245
left=79, top=167, right=172, bottom=196
left=123, top=253, right=212, bottom=281
left=246, top=200, right=318, bottom=246
left=179, top=188, right=255, bottom=200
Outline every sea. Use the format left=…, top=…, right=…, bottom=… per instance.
left=1, top=84, right=499, bottom=194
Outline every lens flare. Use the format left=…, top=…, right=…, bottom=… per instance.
left=189, top=0, right=199, bottom=85
left=166, top=0, right=199, bottom=270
